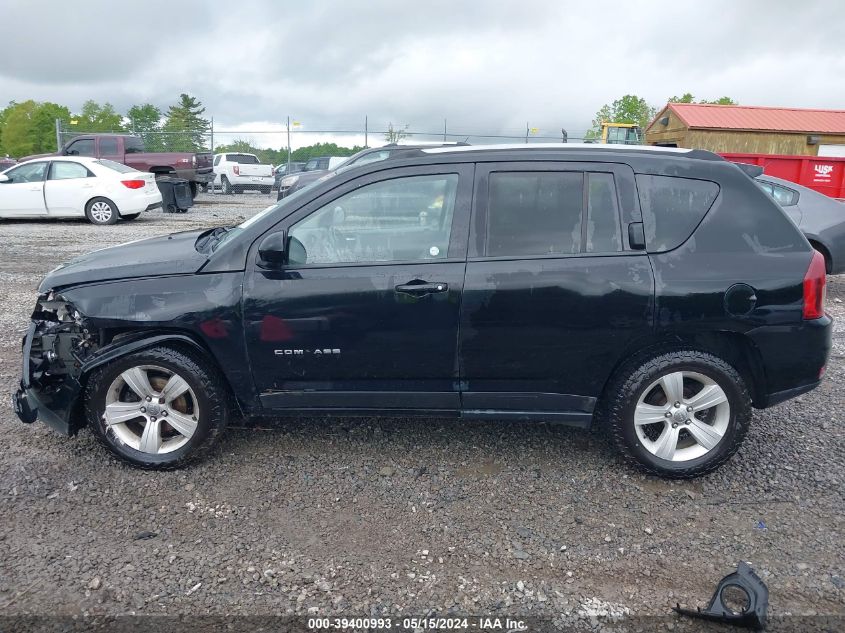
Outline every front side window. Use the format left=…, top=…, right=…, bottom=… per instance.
left=99, top=138, right=118, bottom=155
left=67, top=139, right=95, bottom=156
left=5, top=162, right=47, bottom=183
left=288, top=174, right=459, bottom=265
left=49, top=162, right=92, bottom=180
left=486, top=172, right=583, bottom=257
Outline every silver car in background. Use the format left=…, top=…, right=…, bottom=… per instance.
left=756, top=174, right=845, bottom=274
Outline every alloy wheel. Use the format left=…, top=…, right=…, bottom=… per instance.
left=103, top=365, right=199, bottom=454
left=90, top=201, right=113, bottom=223
left=633, top=370, right=730, bottom=462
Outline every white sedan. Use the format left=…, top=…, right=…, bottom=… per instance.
left=0, top=157, right=162, bottom=225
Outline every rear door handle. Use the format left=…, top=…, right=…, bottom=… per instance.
left=395, top=281, right=448, bottom=296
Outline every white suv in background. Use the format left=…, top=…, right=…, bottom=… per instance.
left=212, top=153, right=274, bottom=194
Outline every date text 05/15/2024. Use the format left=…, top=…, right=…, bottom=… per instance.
left=307, top=617, right=528, bottom=630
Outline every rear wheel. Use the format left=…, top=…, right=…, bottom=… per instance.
left=808, top=241, right=832, bottom=274
left=85, top=197, right=119, bottom=225
left=85, top=346, right=228, bottom=469
left=605, top=349, right=751, bottom=478
left=220, top=176, right=232, bottom=195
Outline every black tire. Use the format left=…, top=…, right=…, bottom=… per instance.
left=122, top=212, right=141, bottom=220
left=85, top=197, right=119, bottom=225
left=604, top=349, right=751, bottom=478
left=220, top=176, right=232, bottom=195
left=189, top=181, right=198, bottom=199
left=260, top=185, right=271, bottom=195
left=85, top=345, right=228, bottom=469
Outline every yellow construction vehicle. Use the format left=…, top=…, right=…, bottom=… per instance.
left=600, top=122, right=642, bottom=145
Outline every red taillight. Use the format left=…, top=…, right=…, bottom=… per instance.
left=802, top=250, right=827, bottom=320
left=121, top=179, right=146, bottom=189
left=233, top=165, right=240, bottom=176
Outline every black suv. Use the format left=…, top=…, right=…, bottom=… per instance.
left=14, top=145, right=832, bottom=477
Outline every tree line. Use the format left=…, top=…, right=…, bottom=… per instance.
left=587, top=93, right=737, bottom=138
left=0, top=94, right=210, bottom=157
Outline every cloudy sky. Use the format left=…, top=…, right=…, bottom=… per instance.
left=1, top=0, right=843, bottom=148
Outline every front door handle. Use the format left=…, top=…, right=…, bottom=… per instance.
left=395, top=280, right=448, bottom=296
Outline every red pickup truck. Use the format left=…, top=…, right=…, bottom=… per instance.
left=20, top=134, right=214, bottom=197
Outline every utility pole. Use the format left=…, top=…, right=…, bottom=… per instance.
left=55, top=118, right=62, bottom=151
left=443, top=119, right=447, bottom=142
left=210, top=117, right=214, bottom=151
left=364, top=115, right=368, bottom=148
left=286, top=116, right=291, bottom=169
left=525, top=122, right=529, bottom=144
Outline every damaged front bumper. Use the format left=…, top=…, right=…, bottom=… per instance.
left=13, top=293, right=99, bottom=436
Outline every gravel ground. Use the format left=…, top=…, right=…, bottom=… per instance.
left=0, top=193, right=842, bottom=631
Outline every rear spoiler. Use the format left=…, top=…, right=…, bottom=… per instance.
left=733, top=162, right=764, bottom=178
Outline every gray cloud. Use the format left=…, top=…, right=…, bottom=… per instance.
left=1, top=0, right=842, bottom=142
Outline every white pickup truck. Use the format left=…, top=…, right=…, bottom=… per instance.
left=212, top=153, right=274, bottom=194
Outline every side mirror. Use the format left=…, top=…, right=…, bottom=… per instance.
left=258, top=231, right=287, bottom=267
left=66, top=149, right=78, bottom=156
left=0, top=174, right=9, bottom=183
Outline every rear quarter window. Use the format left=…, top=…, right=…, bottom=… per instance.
left=636, top=175, right=720, bottom=252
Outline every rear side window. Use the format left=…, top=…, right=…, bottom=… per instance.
left=124, top=137, right=145, bottom=154
left=487, top=172, right=583, bottom=256
left=99, top=138, right=118, bottom=155
left=586, top=173, right=622, bottom=252
left=756, top=180, right=799, bottom=207
left=213, top=155, right=222, bottom=166
left=49, top=162, right=92, bottom=180
left=636, top=175, right=719, bottom=252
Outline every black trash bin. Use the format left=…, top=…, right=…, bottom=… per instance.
left=156, top=177, right=194, bottom=213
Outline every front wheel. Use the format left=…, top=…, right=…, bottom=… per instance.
left=85, top=346, right=228, bottom=469
left=85, top=197, right=119, bottom=225
left=605, top=350, right=751, bottom=478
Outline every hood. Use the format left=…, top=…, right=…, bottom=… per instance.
left=40, top=229, right=210, bottom=291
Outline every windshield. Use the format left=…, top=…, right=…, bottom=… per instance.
left=228, top=154, right=260, bottom=164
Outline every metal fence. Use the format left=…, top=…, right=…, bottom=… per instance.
left=56, top=117, right=594, bottom=158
